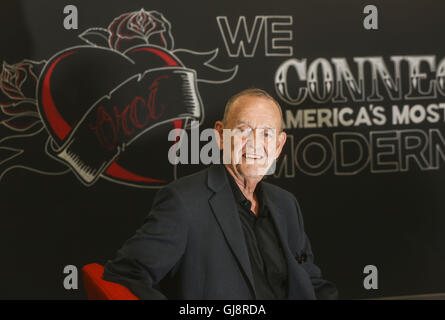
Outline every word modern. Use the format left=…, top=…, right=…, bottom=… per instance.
left=275, top=128, right=445, bottom=176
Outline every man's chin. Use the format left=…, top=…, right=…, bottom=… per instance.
left=235, top=164, right=269, bottom=178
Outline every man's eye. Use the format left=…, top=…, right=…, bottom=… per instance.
left=240, top=128, right=250, bottom=134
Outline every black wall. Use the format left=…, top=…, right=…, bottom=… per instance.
left=1, top=0, right=445, bottom=299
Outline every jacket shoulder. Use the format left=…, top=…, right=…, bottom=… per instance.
left=261, top=180, right=297, bottom=204
left=161, top=166, right=211, bottom=196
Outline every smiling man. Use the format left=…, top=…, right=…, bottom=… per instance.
left=103, top=88, right=338, bottom=300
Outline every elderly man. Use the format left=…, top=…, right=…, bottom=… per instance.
left=103, top=88, right=337, bottom=299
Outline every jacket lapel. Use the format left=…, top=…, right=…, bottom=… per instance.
left=207, top=165, right=256, bottom=297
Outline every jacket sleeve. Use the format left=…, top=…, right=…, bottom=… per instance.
left=294, top=197, right=339, bottom=300
left=102, top=185, right=189, bottom=299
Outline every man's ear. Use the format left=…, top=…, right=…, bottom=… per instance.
left=214, top=121, right=224, bottom=150
left=275, top=131, right=287, bottom=159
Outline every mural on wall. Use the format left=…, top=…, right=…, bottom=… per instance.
left=0, top=8, right=237, bottom=188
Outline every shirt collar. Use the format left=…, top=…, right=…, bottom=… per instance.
left=223, top=166, right=268, bottom=217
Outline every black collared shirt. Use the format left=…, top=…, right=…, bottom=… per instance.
left=224, top=167, right=288, bottom=299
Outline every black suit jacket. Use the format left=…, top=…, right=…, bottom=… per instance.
left=103, top=164, right=337, bottom=299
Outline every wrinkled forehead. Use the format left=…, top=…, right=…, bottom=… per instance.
left=233, top=120, right=275, bottom=131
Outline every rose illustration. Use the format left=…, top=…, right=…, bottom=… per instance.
left=0, top=60, right=43, bottom=132
left=108, top=9, right=174, bottom=52
left=0, top=60, right=41, bottom=106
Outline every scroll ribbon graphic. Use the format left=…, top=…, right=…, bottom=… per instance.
left=46, top=67, right=202, bottom=185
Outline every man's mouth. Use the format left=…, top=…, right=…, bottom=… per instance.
left=243, top=153, right=264, bottom=159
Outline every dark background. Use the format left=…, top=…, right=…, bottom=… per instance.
left=1, top=0, right=444, bottom=299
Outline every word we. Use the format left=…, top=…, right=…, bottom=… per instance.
left=217, top=16, right=293, bottom=57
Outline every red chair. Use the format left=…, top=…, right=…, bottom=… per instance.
left=82, top=263, right=139, bottom=300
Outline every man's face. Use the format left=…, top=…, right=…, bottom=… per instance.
left=215, top=95, right=287, bottom=179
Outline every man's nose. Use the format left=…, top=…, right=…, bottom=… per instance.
left=245, top=129, right=264, bottom=148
